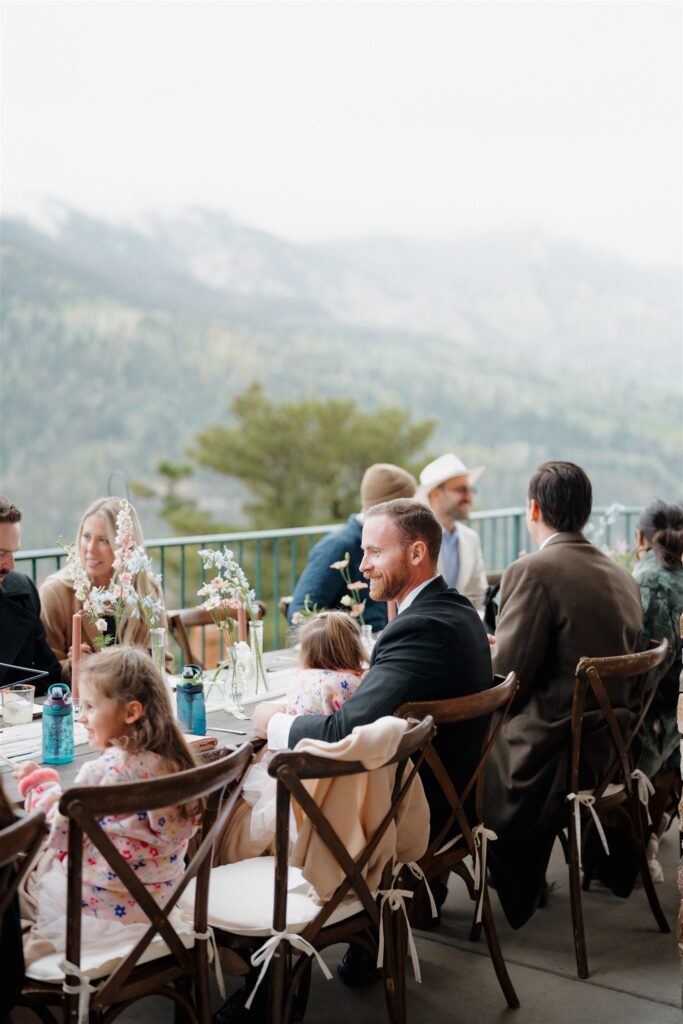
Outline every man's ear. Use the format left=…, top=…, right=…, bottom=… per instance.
left=410, top=540, right=428, bottom=564
left=528, top=499, right=541, bottom=523
left=124, top=700, right=144, bottom=725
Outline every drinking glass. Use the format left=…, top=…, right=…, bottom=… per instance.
left=1, top=684, right=35, bottom=726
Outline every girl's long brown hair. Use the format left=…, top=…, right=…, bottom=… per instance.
left=299, top=611, right=365, bottom=672
left=81, top=645, right=196, bottom=773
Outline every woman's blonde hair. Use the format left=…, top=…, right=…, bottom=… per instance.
left=59, top=496, right=161, bottom=648
left=81, top=646, right=195, bottom=774
left=299, top=611, right=365, bottom=672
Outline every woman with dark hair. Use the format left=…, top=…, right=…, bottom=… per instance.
left=633, top=500, right=683, bottom=879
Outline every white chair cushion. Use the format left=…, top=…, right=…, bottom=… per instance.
left=179, top=856, right=364, bottom=937
left=26, top=924, right=196, bottom=984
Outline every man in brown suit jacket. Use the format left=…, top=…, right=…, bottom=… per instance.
left=485, top=462, right=643, bottom=928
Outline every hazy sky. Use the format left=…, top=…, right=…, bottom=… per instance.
left=2, top=0, right=681, bottom=264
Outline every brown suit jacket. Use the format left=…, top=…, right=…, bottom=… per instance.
left=486, top=533, right=643, bottom=835
left=484, top=533, right=643, bottom=927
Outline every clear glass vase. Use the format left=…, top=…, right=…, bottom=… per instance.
left=249, top=620, right=268, bottom=695
left=223, top=644, right=245, bottom=712
left=360, top=623, right=375, bottom=658
left=150, top=627, right=167, bottom=682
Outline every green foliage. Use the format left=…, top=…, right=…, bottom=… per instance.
left=190, top=383, right=436, bottom=528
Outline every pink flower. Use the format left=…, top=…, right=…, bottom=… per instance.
left=350, top=602, right=366, bottom=618
left=346, top=580, right=368, bottom=591
left=119, top=572, right=132, bottom=587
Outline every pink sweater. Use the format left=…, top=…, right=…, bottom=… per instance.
left=21, top=748, right=198, bottom=923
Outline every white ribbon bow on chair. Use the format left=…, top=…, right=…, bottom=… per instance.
left=471, top=824, right=497, bottom=924
left=398, top=860, right=439, bottom=921
left=194, top=925, right=226, bottom=999
left=377, top=877, right=422, bottom=983
left=246, top=929, right=332, bottom=1010
left=566, top=792, right=610, bottom=869
left=60, top=959, right=96, bottom=1024
left=630, top=769, right=655, bottom=825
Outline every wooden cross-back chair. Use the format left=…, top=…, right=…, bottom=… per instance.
left=396, top=673, right=520, bottom=1010
left=182, top=715, right=436, bottom=1024
left=564, top=637, right=671, bottom=979
left=0, top=807, right=47, bottom=917
left=20, top=742, right=254, bottom=1024
left=167, top=602, right=266, bottom=669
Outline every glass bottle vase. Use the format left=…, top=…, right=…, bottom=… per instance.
left=249, top=620, right=268, bottom=695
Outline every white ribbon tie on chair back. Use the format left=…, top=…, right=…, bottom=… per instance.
left=472, top=824, right=498, bottom=924
left=566, top=792, right=610, bottom=869
left=377, top=866, right=422, bottom=983
left=59, top=959, right=96, bottom=1024
left=246, top=930, right=333, bottom=1010
left=630, top=769, right=655, bottom=825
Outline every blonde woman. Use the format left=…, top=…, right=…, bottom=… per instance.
left=40, top=496, right=171, bottom=680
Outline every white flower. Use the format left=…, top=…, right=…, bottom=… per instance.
left=95, top=618, right=108, bottom=632
left=340, top=595, right=353, bottom=608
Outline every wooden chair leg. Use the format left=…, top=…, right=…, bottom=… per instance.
left=194, top=941, right=211, bottom=1024
left=382, top=902, right=408, bottom=1024
left=567, top=812, right=589, bottom=979
left=268, top=945, right=287, bottom=1024
left=630, top=798, right=671, bottom=935
left=479, top=889, right=520, bottom=1009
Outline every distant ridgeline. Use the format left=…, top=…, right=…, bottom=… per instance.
left=2, top=204, right=680, bottom=548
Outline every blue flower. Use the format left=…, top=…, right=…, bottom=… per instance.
left=158, top=816, right=166, bottom=826
left=137, top=812, right=147, bottom=821
left=114, top=905, right=126, bottom=918
left=170, top=854, right=178, bottom=862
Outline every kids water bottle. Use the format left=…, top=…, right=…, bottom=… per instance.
left=42, top=683, right=74, bottom=765
left=176, top=665, right=206, bottom=736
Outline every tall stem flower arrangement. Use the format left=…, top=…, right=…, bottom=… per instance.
left=330, top=552, right=368, bottom=625
left=197, top=547, right=266, bottom=694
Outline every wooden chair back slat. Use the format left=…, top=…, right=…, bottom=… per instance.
left=57, top=743, right=253, bottom=1017
left=569, top=638, right=669, bottom=797
left=268, top=716, right=435, bottom=946
left=397, top=673, right=518, bottom=854
left=0, top=810, right=47, bottom=918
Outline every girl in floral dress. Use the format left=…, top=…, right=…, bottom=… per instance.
left=243, top=611, right=366, bottom=842
left=14, top=646, right=199, bottom=960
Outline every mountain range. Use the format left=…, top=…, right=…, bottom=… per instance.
left=1, top=201, right=681, bottom=548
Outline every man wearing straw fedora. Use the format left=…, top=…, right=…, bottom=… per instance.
left=418, top=453, right=488, bottom=610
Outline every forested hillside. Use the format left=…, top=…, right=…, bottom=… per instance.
left=1, top=204, right=680, bottom=548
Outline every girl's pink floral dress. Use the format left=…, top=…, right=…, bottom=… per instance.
left=243, top=667, right=364, bottom=843
left=285, top=668, right=364, bottom=716
left=21, top=747, right=198, bottom=926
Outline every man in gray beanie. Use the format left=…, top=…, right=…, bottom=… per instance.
left=287, top=463, right=416, bottom=631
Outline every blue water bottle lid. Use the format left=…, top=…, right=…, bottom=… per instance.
left=43, top=683, right=73, bottom=716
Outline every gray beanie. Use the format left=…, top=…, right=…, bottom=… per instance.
left=360, top=463, right=417, bottom=511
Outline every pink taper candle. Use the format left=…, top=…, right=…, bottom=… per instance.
left=237, top=604, right=248, bottom=643
left=387, top=600, right=397, bottom=622
left=71, top=612, right=81, bottom=701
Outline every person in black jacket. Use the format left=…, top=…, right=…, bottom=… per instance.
left=0, top=496, right=60, bottom=694
left=254, top=497, right=494, bottom=837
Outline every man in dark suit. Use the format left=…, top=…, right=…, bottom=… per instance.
left=254, top=497, right=494, bottom=835
left=0, top=496, right=61, bottom=693
left=485, top=463, right=643, bottom=929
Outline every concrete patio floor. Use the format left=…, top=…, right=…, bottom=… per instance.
left=14, top=828, right=682, bottom=1023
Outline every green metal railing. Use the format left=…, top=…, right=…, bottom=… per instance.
left=16, top=505, right=641, bottom=654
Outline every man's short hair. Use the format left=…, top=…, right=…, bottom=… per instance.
left=0, top=497, right=22, bottom=524
left=365, top=498, right=442, bottom=563
left=527, top=462, right=592, bottom=533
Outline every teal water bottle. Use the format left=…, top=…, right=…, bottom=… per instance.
left=42, top=683, right=74, bottom=764
left=176, top=666, right=206, bottom=736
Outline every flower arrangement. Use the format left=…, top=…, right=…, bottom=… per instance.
left=330, top=552, right=368, bottom=624
left=584, top=503, right=635, bottom=571
left=62, top=500, right=164, bottom=651
left=290, top=594, right=320, bottom=626
left=197, top=547, right=266, bottom=695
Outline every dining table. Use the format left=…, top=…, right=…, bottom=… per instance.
left=0, top=647, right=300, bottom=799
